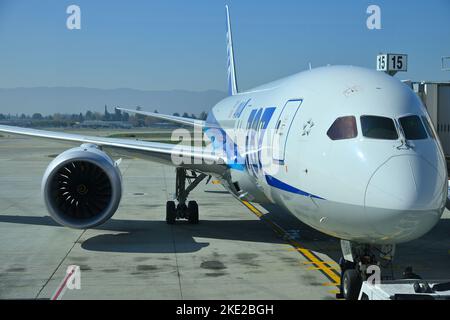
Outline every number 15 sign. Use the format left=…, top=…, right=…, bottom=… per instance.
left=377, top=54, right=408, bottom=74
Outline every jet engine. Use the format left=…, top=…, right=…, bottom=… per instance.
left=42, top=144, right=122, bottom=229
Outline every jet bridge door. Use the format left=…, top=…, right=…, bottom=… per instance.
left=273, top=99, right=303, bottom=163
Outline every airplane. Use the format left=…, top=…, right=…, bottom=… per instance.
left=0, top=6, right=447, bottom=300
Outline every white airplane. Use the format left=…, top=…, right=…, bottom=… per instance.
left=0, top=6, right=447, bottom=300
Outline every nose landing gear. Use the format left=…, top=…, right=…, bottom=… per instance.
left=337, top=240, right=396, bottom=300
left=166, top=168, right=206, bottom=225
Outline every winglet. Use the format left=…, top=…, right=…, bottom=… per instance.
left=226, top=5, right=238, bottom=96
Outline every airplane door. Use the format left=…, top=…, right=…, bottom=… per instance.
left=273, top=99, right=302, bottom=163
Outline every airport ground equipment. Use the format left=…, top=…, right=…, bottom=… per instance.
left=358, top=280, right=450, bottom=300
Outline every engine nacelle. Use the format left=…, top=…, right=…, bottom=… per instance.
left=42, top=144, right=122, bottom=229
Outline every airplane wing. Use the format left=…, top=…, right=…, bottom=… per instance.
left=116, top=107, right=206, bottom=128
left=0, top=125, right=227, bottom=176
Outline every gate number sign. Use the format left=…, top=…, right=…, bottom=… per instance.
left=377, top=54, right=408, bottom=72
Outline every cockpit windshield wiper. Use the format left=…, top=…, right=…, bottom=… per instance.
left=396, top=138, right=414, bottom=150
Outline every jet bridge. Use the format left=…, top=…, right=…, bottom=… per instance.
left=413, top=82, right=450, bottom=160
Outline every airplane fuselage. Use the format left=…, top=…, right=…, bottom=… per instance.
left=206, top=65, right=447, bottom=245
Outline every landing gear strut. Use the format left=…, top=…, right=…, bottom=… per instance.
left=166, top=168, right=206, bottom=225
left=337, top=240, right=395, bottom=300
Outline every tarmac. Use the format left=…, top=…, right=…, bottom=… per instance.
left=0, top=130, right=449, bottom=300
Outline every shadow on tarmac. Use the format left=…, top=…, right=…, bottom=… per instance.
left=0, top=206, right=449, bottom=278
left=0, top=214, right=285, bottom=253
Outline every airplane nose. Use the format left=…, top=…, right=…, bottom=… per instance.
left=364, top=155, right=446, bottom=243
left=366, top=155, right=445, bottom=211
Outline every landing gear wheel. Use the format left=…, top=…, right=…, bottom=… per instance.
left=342, top=269, right=362, bottom=300
left=177, top=203, right=188, bottom=219
left=188, top=201, right=199, bottom=224
left=166, top=201, right=176, bottom=225
left=170, top=168, right=206, bottom=225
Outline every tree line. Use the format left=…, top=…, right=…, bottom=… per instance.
left=0, top=106, right=208, bottom=128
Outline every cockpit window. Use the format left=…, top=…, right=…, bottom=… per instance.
left=327, top=116, right=358, bottom=140
left=399, top=115, right=427, bottom=140
left=361, top=116, right=398, bottom=140
left=421, top=116, right=436, bottom=139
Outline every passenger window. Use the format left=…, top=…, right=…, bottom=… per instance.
left=399, top=115, right=427, bottom=140
left=361, top=116, right=398, bottom=140
left=327, top=116, right=358, bottom=140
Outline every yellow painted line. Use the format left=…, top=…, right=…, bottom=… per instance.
left=307, top=266, right=339, bottom=271
left=211, top=180, right=221, bottom=185
left=293, top=243, right=340, bottom=286
left=302, top=261, right=338, bottom=267
left=240, top=200, right=341, bottom=288
left=322, top=282, right=341, bottom=287
left=307, top=266, right=327, bottom=271
left=328, top=289, right=341, bottom=294
left=241, top=200, right=264, bottom=218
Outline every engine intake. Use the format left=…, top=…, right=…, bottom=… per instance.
left=42, top=145, right=122, bottom=229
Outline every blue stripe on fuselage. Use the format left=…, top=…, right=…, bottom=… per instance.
left=265, top=175, right=325, bottom=200
left=205, top=111, right=324, bottom=200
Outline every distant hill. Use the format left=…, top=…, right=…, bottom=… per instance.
left=0, top=87, right=227, bottom=116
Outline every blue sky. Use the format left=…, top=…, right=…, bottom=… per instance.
left=0, top=0, right=449, bottom=91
